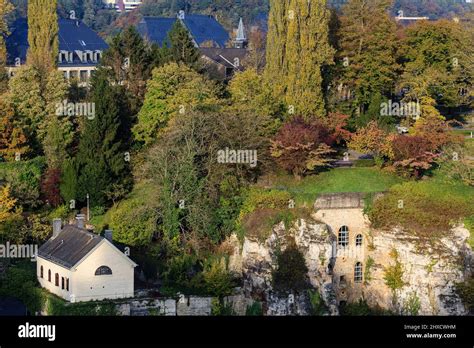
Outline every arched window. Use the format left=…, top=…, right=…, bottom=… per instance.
left=55, top=273, right=59, bottom=286
left=95, top=266, right=112, bottom=276
left=48, top=269, right=51, bottom=282
left=356, top=234, right=363, bottom=246
left=40, top=266, right=43, bottom=278
left=338, top=226, right=349, bottom=247
left=354, top=262, right=363, bottom=283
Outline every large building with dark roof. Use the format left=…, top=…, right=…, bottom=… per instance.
left=37, top=216, right=136, bottom=302
left=137, top=11, right=231, bottom=48
left=6, top=18, right=108, bottom=86
left=138, top=11, right=248, bottom=79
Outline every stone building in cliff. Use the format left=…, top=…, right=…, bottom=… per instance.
left=313, top=193, right=381, bottom=306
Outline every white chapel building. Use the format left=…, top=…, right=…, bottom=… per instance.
left=37, top=216, right=137, bottom=303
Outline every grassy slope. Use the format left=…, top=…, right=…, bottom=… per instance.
left=265, top=168, right=405, bottom=205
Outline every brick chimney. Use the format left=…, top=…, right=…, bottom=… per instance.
left=52, top=218, right=62, bottom=238
left=104, top=229, right=113, bottom=242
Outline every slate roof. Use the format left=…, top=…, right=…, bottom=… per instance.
left=137, top=15, right=230, bottom=48
left=137, top=17, right=176, bottom=46
left=200, top=47, right=247, bottom=69
left=6, top=18, right=108, bottom=67
left=38, top=225, right=103, bottom=269
left=182, top=15, right=230, bottom=47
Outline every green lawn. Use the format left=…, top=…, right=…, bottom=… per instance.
left=265, top=168, right=405, bottom=205
left=465, top=138, right=474, bottom=157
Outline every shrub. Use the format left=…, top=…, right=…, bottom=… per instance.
left=161, top=253, right=204, bottom=296
left=348, top=121, right=392, bottom=158
left=369, top=181, right=473, bottom=238
left=202, top=257, right=235, bottom=298
left=364, top=257, right=375, bottom=284
left=271, top=117, right=334, bottom=178
left=238, top=188, right=292, bottom=223
left=245, top=301, right=263, bottom=316
left=404, top=292, right=421, bottom=315
left=48, top=205, right=70, bottom=220
left=308, top=289, right=327, bottom=315
left=390, top=135, right=438, bottom=178
left=340, top=300, right=390, bottom=316
left=0, top=157, right=45, bottom=208
left=272, top=242, right=309, bottom=293
left=109, top=194, right=159, bottom=247
left=384, top=249, right=405, bottom=292
left=47, top=296, right=117, bottom=316
left=0, top=261, right=45, bottom=314
left=455, top=277, right=474, bottom=313
left=211, top=298, right=234, bottom=316
left=354, top=159, right=375, bottom=167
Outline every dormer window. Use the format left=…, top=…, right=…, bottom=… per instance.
left=95, top=266, right=112, bottom=276
left=75, top=50, right=85, bottom=62
left=94, top=50, right=102, bottom=62
left=59, top=51, right=69, bottom=63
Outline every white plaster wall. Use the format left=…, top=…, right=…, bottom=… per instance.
left=71, top=242, right=135, bottom=302
left=37, top=257, right=73, bottom=301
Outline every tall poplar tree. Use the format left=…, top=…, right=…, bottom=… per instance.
left=75, top=69, right=130, bottom=207
left=27, top=0, right=59, bottom=77
left=265, top=0, right=335, bottom=119
left=42, top=70, right=74, bottom=169
left=0, top=0, right=14, bottom=93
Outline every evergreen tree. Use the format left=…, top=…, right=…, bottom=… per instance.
left=0, top=0, right=14, bottom=93
left=59, top=157, right=76, bottom=204
left=265, top=0, right=335, bottom=119
left=59, top=158, right=77, bottom=204
left=101, top=26, right=153, bottom=114
left=27, top=0, right=59, bottom=77
left=166, top=20, right=200, bottom=67
left=75, top=69, right=130, bottom=207
left=42, top=70, right=74, bottom=169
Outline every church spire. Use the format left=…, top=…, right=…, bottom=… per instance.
left=234, top=18, right=247, bottom=48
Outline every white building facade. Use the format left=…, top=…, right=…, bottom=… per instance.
left=37, top=219, right=136, bottom=303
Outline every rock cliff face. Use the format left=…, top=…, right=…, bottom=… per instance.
left=230, top=219, right=338, bottom=316
left=363, top=226, right=472, bottom=315
left=229, top=217, right=472, bottom=316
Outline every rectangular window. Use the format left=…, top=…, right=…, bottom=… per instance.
left=80, top=70, right=88, bottom=82
left=61, top=277, right=65, bottom=290
left=48, top=270, right=51, bottom=282
left=40, top=266, right=43, bottom=278
left=66, top=278, right=69, bottom=291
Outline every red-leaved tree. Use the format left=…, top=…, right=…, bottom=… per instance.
left=271, top=117, right=335, bottom=178
left=41, top=168, right=62, bottom=207
left=391, top=135, right=438, bottom=178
